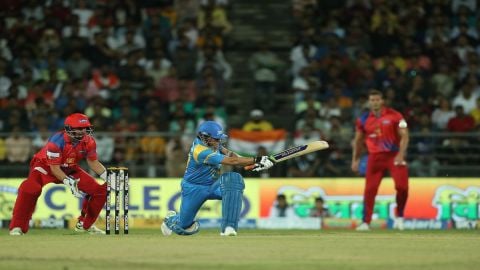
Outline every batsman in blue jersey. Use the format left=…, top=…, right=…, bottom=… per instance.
left=161, top=121, right=275, bottom=236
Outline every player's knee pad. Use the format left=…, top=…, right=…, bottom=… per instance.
left=219, top=172, right=244, bottom=231
left=219, top=172, right=245, bottom=193
left=165, top=214, right=200, bottom=236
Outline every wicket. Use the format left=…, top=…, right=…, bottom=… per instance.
left=105, top=167, right=129, bottom=235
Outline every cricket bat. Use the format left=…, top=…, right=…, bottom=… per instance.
left=244, top=140, right=329, bottom=170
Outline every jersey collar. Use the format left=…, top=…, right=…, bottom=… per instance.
left=370, top=107, right=386, bottom=118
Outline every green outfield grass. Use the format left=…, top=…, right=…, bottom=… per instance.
left=0, top=229, right=479, bottom=270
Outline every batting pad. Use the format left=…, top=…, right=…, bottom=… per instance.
left=220, top=172, right=245, bottom=231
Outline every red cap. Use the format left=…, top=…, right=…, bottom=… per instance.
left=64, top=113, right=91, bottom=128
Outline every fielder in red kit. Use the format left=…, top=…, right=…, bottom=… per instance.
left=351, top=89, right=409, bottom=231
left=9, top=113, right=110, bottom=235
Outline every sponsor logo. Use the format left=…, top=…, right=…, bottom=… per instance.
left=79, top=119, right=88, bottom=123
left=46, top=151, right=60, bottom=158
left=387, top=219, right=448, bottom=230
left=274, top=145, right=307, bottom=159
left=433, top=186, right=480, bottom=221
left=35, top=217, right=68, bottom=229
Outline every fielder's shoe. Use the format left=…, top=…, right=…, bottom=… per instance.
left=220, top=226, right=237, bottom=236
left=75, top=221, right=106, bottom=235
left=9, top=227, right=24, bottom=236
left=355, top=222, right=370, bottom=231
left=161, top=211, right=176, bottom=236
left=393, top=217, right=405, bottom=231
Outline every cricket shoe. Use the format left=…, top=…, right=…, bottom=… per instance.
left=355, top=222, right=370, bottom=231
left=9, top=227, right=24, bottom=236
left=75, top=221, right=106, bottom=235
left=393, top=217, right=405, bottom=231
left=220, top=226, right=237, bottom=236
left=161, top=211, right=176, bottom=236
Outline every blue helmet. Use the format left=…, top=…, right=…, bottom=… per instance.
left=197, top=121, right=227, bottom=140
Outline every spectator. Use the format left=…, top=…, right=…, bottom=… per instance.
left=293, top=124, right=323, bottom=146
left=197, top=106, right=226, bottom=130
left=31, top=126, right=49, bottom=153
left=410, top=154, right=440, bottom=177
left=248, top=41, right=285, bottom=111
left=309, top=197, right=330, bottom=218
left=431, top=63, right=455, bottom=98
left=242, top=109, right=274, bottom=132
left=197, top=2, right=233, bottom=35
left=447, top=105, right=475, bottom=133
left=140, top=123, right=166, bottom=163
left=269, top=194, right=295, bottom=218
left=196, top=45, right=232, bottom=81
left=292, top=67, right=320, bottom=105
left=86, top=65, right=120, bottom=99
left=431, top=98, right=456, bottom=130
left=175, top=0, right=200, bottom=22
left=287, top=154, right=321, bottom=177
left=296, top=108, right=330, bottom=133
left=295, top=92, right=322, bottom=116
left=65, top=50, right=91, bottom=80
left=290, top=39, right=317, bottom=77
left=5, top=126, right=31, bottom=164
left=95, top=126, right=115, bottom=165
left=165, top=136, right=188, bottom=177
left=145, top=50, right=172, bottom=86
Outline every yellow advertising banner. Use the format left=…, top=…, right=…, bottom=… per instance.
left=259, top=178, right=480, bottom=222
left=0, top=179, right=260, bottom=220
left=1, top=178, right=479, bottom=224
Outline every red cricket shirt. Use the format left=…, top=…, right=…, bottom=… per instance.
left=33, top=132, right=98, bottom=170
left=356, top=107, right=405, bottom=154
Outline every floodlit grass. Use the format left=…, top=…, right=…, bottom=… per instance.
left=0, top=229, right=479, bottom=270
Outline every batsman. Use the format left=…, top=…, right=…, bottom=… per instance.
left=161, top=121, right=274, bottom=236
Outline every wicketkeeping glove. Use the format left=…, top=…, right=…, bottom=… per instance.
left=252, top=156, right=275, bottom=171
left=63, top=176, right=83, bottom=198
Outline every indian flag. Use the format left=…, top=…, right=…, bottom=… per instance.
left=227, top=129, right=287, bottom=156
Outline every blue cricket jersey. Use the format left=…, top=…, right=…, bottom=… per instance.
left=183, top=138, right=225, bottom=186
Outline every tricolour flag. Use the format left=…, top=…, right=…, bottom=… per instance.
left=227, top=129, right=287, bottom=156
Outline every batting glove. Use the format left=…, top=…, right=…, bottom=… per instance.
left=252, top=156, right=275, bottom=171
left=63, top=176, right=83, bottom=198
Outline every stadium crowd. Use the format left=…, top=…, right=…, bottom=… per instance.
left=0, top=0, right=233, bottom=176
left=0, top=0, right=479, bottom=177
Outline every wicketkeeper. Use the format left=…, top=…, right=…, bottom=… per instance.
left=9, top=113, right=114, bottom=235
